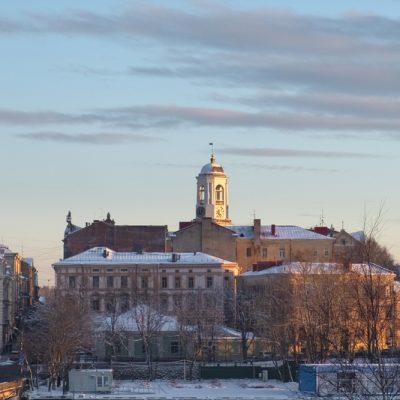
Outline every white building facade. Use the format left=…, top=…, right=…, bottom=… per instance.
left=53, top=247, right=239, bottom=315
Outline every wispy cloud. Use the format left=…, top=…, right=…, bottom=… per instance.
left=4, top=105, right=400, bottom=135
left=235, top=162, right=342, bottom=173
left=220, top=147, right=380, bottom=159
left=17, top=132, right=160, bottom=144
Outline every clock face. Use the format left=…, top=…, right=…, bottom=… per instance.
left=196, top=206, right=205, bottom=218
left=216, top=206, right=224, bottom=218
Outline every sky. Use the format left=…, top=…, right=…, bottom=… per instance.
left=1, top=0, right=400, bottom=286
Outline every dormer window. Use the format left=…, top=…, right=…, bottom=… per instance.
left=199, top=185, right=205, bottom=204
left=216, top=185, right=224, bottom=204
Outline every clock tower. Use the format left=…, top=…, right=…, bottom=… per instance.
left=195, top=152, right=231, bottom=225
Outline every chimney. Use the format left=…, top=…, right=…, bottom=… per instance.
left=343, top=261, right=352, bottom=272
left=271, top=224, right=276, bottom=236
left=254, top=219, right=261, bottom=241
left=172, top=253, right=180, bottom=262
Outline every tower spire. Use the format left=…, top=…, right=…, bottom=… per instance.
left=209, top=142, right=215, bottom=163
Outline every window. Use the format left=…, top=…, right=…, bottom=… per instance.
left=207, top=276, right=213, bottom=288
left=173, top=295, right=182, bottom=308
left=92, top=276, right=99, bottom=288
left=97, top=376, right=109, bottom=388
left=188, top=277, right=194, bottom=289
left=121, top=295, right=129, bottom=312
left=92, top=299, right=100, bottom=311
left=215, top=185, right=224, bottom=204
left=324, top=248, right=329, bottom=256
left=69, top=276, right=76, bottom=289
left=175, top=277, right=181, bottom=289
left=224, top=276, right=230, bottom=288
left=162, top=276, right=168, bottom=288
left=199, top=185, right=205, bottom=204
left=160, top=295, right=168, bottom=312
left=246, top=248, right=252, bottom=257
left=313, top=249, right=318, bottom=256
left=337, top=371, right=356, bottom=393
left=107, top=276, right=114, bottom=288
left=279, top=247, right=286, bottom=258
left=262, top=248, right=268, bottom=258
left=106, top=299, right=115, bottom=313
left=141, top=276, right=148, bottom=289
left=170, top=341, right=179, bottom=354
left=121, top=276, right=128, bottom=288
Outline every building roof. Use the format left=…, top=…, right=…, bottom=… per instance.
left=351, top=230, right=365, bottom=242
left=0, top=244, right=11, bottom=257
left=241, top=261, right=394, bottom=276
left=95, top=308, right=241, bottom=337
left=227, top=225, right=333, bottom=240
left=53, top=246, right=236, bottom=267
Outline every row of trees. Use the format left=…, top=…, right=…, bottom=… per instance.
left=21, top=288, right=227, bottom=387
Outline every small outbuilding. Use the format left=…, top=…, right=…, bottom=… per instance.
left=69, top=369, right=113, bottom=393
left=299, top=363, right=400, bottom=397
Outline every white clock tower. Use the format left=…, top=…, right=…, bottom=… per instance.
left=195, top=152, right=231, bottom=225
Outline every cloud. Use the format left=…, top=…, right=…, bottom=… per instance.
left=235, top=162, right=342, bottom=173
left=3, top=3, right=398, bottom=114
left=4, top=105, right=400, bottom=135
left=219, top=147, right=380, bottom=159
left=17, top=132, right=160, bottom=144
left=2, top=5, right=399, bottom=55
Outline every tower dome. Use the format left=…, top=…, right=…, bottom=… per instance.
left=199, top=154, right=225, bottom=175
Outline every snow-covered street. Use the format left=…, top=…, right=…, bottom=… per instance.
left=27, top=379, right=301, bottom=400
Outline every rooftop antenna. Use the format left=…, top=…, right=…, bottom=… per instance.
left=320, top=209, right=325, bottom=226
left=209, top=142, right=215, bottom=162
left=252, top=209, right=256, bottom=220
left=342, top=220, right=344, bottom=230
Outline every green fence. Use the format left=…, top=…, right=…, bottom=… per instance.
left=200, top=362, right=298, bottom=382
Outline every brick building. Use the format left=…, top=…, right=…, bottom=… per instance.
left=63, top=212, right=169, bottom=259
left=0, top=244, right=38, bottom=352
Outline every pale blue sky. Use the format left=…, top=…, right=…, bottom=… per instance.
left=1, top=0, right=400, bottom=285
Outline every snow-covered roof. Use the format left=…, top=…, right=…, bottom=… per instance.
left=241, top=262, right=394, bottom=276
left=23, top=257, right=34, bottom=266
left=0, top=244, right=11, bottom=257
left=54, top=247, right=235, bottom=267
left=351, top=231, right=365, bottom=242
left=95, top=309, right=242, bottom=337
left=228, top=225, right=333, bottom=240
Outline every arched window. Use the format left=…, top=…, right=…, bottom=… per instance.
left=216, top=185, right=224, bottom=204
left=199, top=185, right=205, bottom=204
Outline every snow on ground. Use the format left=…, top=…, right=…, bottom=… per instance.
left=28, top=379, right=301, bottom=399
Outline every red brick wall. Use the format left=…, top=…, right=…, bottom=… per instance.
left=63, top=221, right=168, bottom=258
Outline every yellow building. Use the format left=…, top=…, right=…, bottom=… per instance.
left=172, top=154, right=335, bottom=272
left=239, top=262, right=397, bottom=361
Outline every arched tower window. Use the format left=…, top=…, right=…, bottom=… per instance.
left=216, top=185, right=224, bottom=204
left=199, top=185, right=205, bottom=204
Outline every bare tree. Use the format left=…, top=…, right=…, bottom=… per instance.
left=128, top=300, right=165, bottom=380
left=235, top=286, right=257, bottom=360
left=23, top=291, right=92, bottom=392
left=175, top=289, right=224, bottom=378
